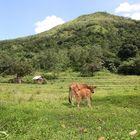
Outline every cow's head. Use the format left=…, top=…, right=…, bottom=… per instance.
left=89, top=85, right=96, bottom=93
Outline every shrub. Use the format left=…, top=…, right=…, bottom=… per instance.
left=118, top=57, right=140, bottom=75
left=42, top=73, right=58, bottom=80
left=80, top=63, right=101, bottom=76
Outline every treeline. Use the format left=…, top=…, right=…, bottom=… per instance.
left=0, top=12, right=140, bottom=79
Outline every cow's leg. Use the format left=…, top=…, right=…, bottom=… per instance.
left=68, top=88, right=75, bottom=106
left=76, top=96, right=81, bottom=108
left=87, top=97, right=92, bottom=108
left=71, top=95, right=74, bottom=106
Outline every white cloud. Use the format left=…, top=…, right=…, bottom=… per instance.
left=115, top=2, right=140, bottom=13
left=35, top=16, right=65, bottom=33
left=115, top=2, right=140, bottom=20
left=131, top=12, right=140, bottom=20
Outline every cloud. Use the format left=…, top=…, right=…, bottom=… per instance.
left=115, top=2, right=140, bottom=20
left=131, top=12, right=140, bottom=20
left=115, top=2, right=140, bottom=13
left=35, top=16, right=65, bottom=33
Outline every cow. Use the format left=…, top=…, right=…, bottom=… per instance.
left=68, top=83, right=96, bottom=108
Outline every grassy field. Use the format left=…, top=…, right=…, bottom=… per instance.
left=0, top=71, right=140, bottom=140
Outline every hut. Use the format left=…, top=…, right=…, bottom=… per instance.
left=32, top=76, right=46, bottom=84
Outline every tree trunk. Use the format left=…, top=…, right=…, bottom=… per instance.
left=16, top=74, right=22, bottom=84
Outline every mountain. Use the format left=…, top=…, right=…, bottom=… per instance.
left=0, top=12, right=140, bottom=76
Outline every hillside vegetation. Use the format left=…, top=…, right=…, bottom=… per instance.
left=0, top=12, right=140, bottom=78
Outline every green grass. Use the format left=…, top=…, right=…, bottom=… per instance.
left=0, top=71, right=140, bottom=140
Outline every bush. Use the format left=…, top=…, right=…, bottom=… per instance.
left=80, top=63, right=101, bottom=76
left=42, top=73, right=58, bottom=80
left=118, top=57, right=140, bottom=75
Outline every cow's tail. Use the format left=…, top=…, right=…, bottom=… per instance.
left=68, top=87, right=72, bottom=104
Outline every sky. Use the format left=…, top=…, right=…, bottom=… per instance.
left=0, top=0, right=140, bottom=40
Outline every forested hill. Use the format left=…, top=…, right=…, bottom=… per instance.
left=0, top=12, right=140, bottom=76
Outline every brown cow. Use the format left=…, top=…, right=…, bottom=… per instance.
left=68, top=83, right=96, bottom=108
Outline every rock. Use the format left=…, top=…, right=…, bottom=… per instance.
left=129, top=130, right=137, bottom=136
left=98, top=136, right=105, bottom=140
left=61, top=124, right=66, bottom=128
left=79, top=127, right=88, bottom=133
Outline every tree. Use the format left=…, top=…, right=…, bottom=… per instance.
left=80, top=46, right=103, bottom=76
left=0, top=52, right=13, bottom=75
left=118, top=44, right=138, bottom=60
left=33, top=48, right=69, bottom=72
left=0, top=56, right=33, bottom=83
left=11, top=60, right=33, bottom=83
left=118, top=57, right=140, bottom=75
left=68, top=46, right=87, bottom=71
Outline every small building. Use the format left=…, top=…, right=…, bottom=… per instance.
left=32, top=76, right=46, bottom=84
